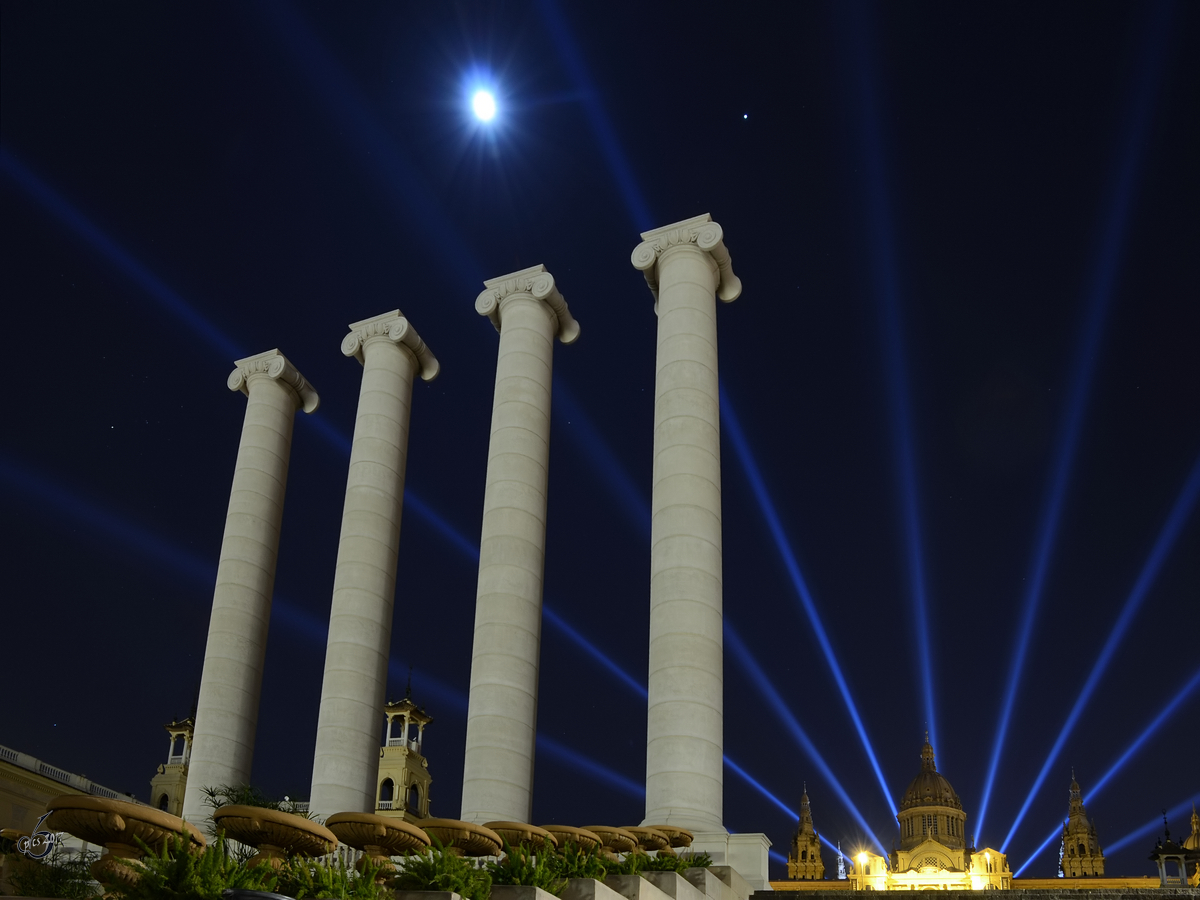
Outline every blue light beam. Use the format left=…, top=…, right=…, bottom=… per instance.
left=1011, top=664, right=1200, bottom=876
left=976, top=3, right=1175, bottom=841
left=4, top=453, right=651, bottom=799
left=1001, top=453, right=1200, bottom=850
left=0, top=154, right=481, bottom=567
left=725, top=624, right=888, bottom=854
left=721, top=384, right=896, bottom=819
left=839, top=20, right=938, bottom=750
left=553, top=381, right=651, bottom=539
left=258, top=3, right=485, bottom=289
left=724, top=756, right=846, bottom=860
left=537, top=734, right=645, bottom=799
left=1104, top=797, right=1200, bottom=857
left=543, top=605, right=646, bottom=698
left=1, top=148, right=241, bottom=360
left=533, top=0, right=654, bottom=232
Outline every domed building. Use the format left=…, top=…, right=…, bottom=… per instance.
left=852, top=736, right=1011, bottom=891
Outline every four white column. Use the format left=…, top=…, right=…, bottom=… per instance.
left=632, top=214, right=741, bottom=832
left=184, top=225, right=740, bottom=835
left=308, top=310, right=439, bottom=818
left=460, top=265, right=579, bottom=824
left=182, top=349, right=319, bottom=825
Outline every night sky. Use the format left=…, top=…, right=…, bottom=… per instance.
left=3, top=1, right=1198, bottom=882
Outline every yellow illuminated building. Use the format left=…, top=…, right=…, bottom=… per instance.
left=787, top=785, right=825, bottom=880
left=373, top=695, right=433, bottom=823
left=1059, top=771, right=1104, bottom=876
left=772, top=737, right=1162, bottom=891
left=851, top=736, right=1012, bottom=891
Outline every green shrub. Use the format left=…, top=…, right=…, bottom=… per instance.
left=488, top=842, right=566, bottom=896
left=200, top=784, right=315, bottom=819
left=550, top=841, right=609, bottom=881
left=108, top=831, right=276, bottom=900
left=275, top=853, right=388, bottom=899
left=6, top=844, right=101, bottom=899
left=394, top=838, right=491, bottom=900
left=608, top=850, right=712, bottom=876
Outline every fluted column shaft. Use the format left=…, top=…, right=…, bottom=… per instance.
left=633, top=215, right=741, bottom=832
left=309, top=310, right=438, bottom=818
left=461, top=265, right=579, bottom=823
left=182, top=350, right=318, bottom=825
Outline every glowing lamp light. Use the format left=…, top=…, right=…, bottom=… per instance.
left=858, top=853, right=868, bottom=864
left=471, top=89, right=496, bottom=121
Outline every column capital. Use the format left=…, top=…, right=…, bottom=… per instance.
left=475, top=264, right=580, bottom=344
left=631, top=213, right=742, bottom=303
left=227, top=349, right=319, bottom=413
left=341, top=310, right=440, bottom=382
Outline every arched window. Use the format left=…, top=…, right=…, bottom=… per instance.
left=379, top=778, right=394, bottom=803
left=408, top=783, right=420, bottom=813
left=158, top=793, right=169, bottom=811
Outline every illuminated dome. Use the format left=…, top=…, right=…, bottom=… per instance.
left=899, top=736, right=963, bottom=812
left=1183, top=805, right=1200, bottom=851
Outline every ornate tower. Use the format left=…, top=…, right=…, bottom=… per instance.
left=787, top=785, right=825, bottom=880
left=149, top=717, right=193, bottom=817
left=1059, top=772, right=1104, bottom=876
left=896, top=735, right=968, bottom=862
left=374, top=695, right=433, bottom=823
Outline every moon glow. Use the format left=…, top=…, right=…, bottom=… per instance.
left=472, top=90, right=497, bottom=121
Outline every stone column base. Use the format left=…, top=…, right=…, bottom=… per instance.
left=689, top=833, right=772, bottom=896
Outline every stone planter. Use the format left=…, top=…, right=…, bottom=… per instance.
left=582, top=825, right=638, bottom=860
left=44, top=794, right=205, bottom=892
left=326, top=811, right=430, bottom=880
left=623, top=827, right=672, bottom=855
left=484, top=821, right=559, bottom=851
left=645, top=825, right=694, bottom=851
left=419, top=818, right=503, bottom=857
left=540, top=824, right=602, bottom=852
left=212, top=805, right=336, bottom=869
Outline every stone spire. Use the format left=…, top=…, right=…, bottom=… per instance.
left=788, top=784, right=825, bottom=880
left=921, top=733, right=937, bottom=771
left=1060, top=772, right=1105, bottom=876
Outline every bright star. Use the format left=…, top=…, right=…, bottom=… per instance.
left=472, top=90, right=496, bottom=122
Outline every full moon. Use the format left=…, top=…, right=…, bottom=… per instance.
left=472, top=90, right=496, bottom=122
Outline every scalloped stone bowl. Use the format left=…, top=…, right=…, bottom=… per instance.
left=44, top=794, right=206, bottom=888
left=418, top=818, right=503, bottom=857
left=622, top=826, right=672, bottom=855
left=645, top=824, right=694, bottom=848
left=213, top=805, right=336, bottom=869
left=581, top=825, right=639, bottom=856
left=326, top=811, right=430, bottom=879
left=540, top=824, right=601, bottom=852
left=484, top=821, right=559, bottom=852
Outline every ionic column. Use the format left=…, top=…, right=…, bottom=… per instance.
left=308, top=310, right=439, bottom=817
left=631, top=214, right=741, bottom=832
left=182, top=350, right=319, bottom=825
left=460, top=265, right=579, bottom=824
